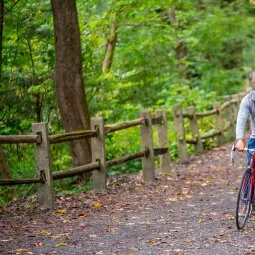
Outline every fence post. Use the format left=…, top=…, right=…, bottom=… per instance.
left=155, top=109, right=171, bottom=173
left=90, top=117, right=106, bottom=192
left=173, top=105, right=188, bottom=163
left=32, top=123, right=54, bottom=209
left=224, top=96, right=235, bottom=140
left=232, top=94, right=241, bottom=133
left=140, top=110, right=155, bottom=181
left=186, top=106, right=203, bottom=153
left=213, top=102, right=224, bottom=146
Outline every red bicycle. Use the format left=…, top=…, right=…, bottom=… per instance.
left=232, top=145, right=255, bottom=230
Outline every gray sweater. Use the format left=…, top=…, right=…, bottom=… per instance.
left=236, top=91, right=255, bottom=140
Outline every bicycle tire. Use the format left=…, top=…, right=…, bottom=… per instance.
left=236, top=168, right=252, bottom=230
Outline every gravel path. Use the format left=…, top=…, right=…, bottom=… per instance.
left=1, top=142, right=255, bottom=255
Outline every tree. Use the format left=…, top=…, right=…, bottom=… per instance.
left=51, top=0, right=91, bottom=172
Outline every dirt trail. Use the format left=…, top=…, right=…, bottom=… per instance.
left=1, top=142, right=255, bottom=255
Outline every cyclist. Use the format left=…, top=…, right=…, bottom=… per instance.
left=236, top=91, right=255, bottom=215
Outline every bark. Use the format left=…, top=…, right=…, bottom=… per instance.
left=102, top=14, right=117, bottom=73
left=0, top=146, right=10, bottom=179
left=0, top=0, right=3, bottom=77
left=51, top=0, right=91, bottom=171
left=0, top=0, right=10, bottom=179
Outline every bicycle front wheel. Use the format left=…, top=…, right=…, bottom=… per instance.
left=236, top=168, right=252, bottom=230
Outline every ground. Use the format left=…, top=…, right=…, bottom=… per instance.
left=0, top=142, right=255, bottom=255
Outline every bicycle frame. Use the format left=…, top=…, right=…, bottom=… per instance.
left=248, top=153, right=255, bottom=203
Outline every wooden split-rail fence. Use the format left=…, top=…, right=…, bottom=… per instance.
left=0, top=110, right=170, bottom=209
left=0, top=88, right=251, bottom=209
left=173, top=88, right=251, bottom=163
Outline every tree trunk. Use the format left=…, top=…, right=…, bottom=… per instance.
left=51, top=0, right=91, bottom=174
left=102, top=14, right=117, bottom=73
left=0, top=0, right=10, bottom=179
left=0, top=0, right=3, bottom=77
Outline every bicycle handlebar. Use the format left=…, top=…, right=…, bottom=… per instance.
left=232, top=145, right=255, bottom=153
left=231, top=145, right=255, bottom=165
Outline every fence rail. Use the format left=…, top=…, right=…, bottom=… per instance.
left=49, top=130, right=98, bottom=144
left=0, top=135, right=41, bottom=144
left=0, top=177, right=42, bottom=186
left=104, top=117, right=144, bottom=134
left=52, top=162, right=100, bottom=180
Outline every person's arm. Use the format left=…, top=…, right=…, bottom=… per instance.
left=236, top=95, right=250, bottom=151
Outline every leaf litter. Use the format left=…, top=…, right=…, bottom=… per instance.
left=0, top=142, right=254, bottom=254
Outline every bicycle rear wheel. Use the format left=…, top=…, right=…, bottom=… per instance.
left=236, top=168, right=252, bottom=230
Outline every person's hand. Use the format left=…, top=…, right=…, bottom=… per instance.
left=236, top=138, right=245, bottom=151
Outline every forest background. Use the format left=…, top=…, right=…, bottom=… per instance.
left=1, top=0, right=255, bottom=204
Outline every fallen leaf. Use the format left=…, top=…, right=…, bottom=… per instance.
left=15, top=248, right=28, bottom=253
left=56, top=209, right=67, bottom=214
left=184, top=239, right=192, bottom=243
left=168, top=197, right=178, bottom=202
left=33, top=242, right=43, bottom=247
left=198, top=218, right=205, bottom=223
left=62, top=220, right=71, bottom=223
left=109, top=228, right=117, bottom=234
left=226, top=215, right=235, bottom=221
left=40, top=230, right=51, bottom=235
left=220, top=231, right=231, bottom=237
left=56, top=242, right=67, bottom=247
left=92, top=202, right=102, bottom=208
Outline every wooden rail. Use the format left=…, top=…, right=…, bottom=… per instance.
left=49, top=130, right=98, bottom=144
left=0, top=135, right=41, bottom=144
left=52, top=162, right=100, bottom=180
left=104, top=117, right=144, bottom=134
left=106, top=151, right=145, bottom=167
left=196, top=109, right=218, bottom=118
left=0, top=177, right=41, bottom=186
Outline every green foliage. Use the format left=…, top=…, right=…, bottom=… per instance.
left=1, top=0, right=255, bottom=203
